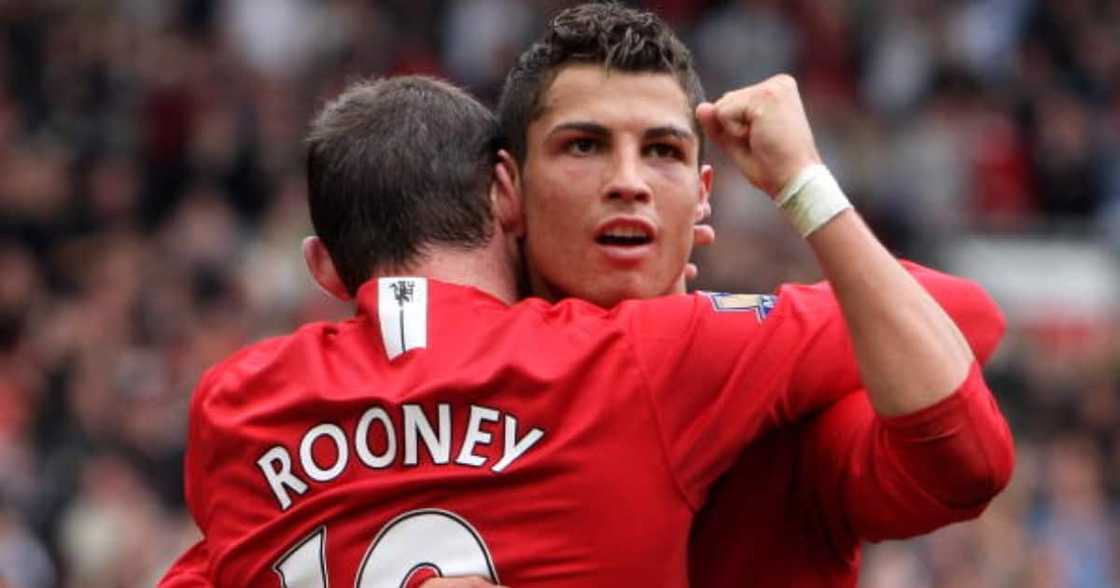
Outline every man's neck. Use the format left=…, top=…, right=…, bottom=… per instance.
left=376, top=239, right=519, bottom=305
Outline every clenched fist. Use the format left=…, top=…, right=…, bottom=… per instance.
left=696, top=74, right=822, bottom=198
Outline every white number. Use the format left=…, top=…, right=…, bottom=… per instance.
left=274, top=509, right=499, bottom=588
left=275, top=527, right=328, bottom=587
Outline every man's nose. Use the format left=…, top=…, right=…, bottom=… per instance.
left=604, top=151, right=652, bottom=204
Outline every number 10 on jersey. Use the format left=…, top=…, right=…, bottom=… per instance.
left=274, top=509, right=499, bottom=587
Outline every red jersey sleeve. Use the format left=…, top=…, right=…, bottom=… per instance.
left=798, top=265, right=1015, bottom=544
left=624, top=283, right=861, bottom=509
left=158, top=541, right=213, bottom=588
left=172, top=336, right=293, bottom=583
left=157, top=361, right=230, bottom=587
left=801, top=365, right=1014, bottom=545
left=625, top=261, right=1010, bottom=510
left=772, top=260, right=1008, bottom=402
left=899, top=260, right=1005, bottom=364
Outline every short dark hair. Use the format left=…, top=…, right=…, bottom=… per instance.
left=498, top=2, right=707, bottom=164
left=306, top=76, right=499, bottom=295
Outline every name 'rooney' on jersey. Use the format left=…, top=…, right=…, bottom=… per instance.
left=256, top=402, right=546, bottom=511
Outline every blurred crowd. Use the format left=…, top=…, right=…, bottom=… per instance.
left=0, top=0, right=1117, bottom=586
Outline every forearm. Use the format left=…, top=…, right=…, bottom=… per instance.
left=807, top=210, right=974, bottom=416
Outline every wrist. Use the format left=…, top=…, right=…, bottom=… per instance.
left=775, top=164, right=853, bottom=237
left=768, top=154, right=823, bottom=199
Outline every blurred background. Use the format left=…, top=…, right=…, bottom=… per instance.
left=0, top=0, right=1116, bottom=586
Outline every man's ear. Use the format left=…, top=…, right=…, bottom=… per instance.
left=695, top=163, right=714, bottom=222
left=492, top=149, right=525, bottom=238
left=302, top=236, right=352, bottom=301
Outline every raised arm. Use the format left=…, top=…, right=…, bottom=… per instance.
left=697, top=74, right=974, bottom=417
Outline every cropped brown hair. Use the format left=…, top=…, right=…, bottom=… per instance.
left=498, top=2, right=707, bottom=164
left=306, top=76, right=499, bottom=294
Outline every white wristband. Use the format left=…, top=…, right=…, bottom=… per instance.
left=775, top=164, right=853, bottom=237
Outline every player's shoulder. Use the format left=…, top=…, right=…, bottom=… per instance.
left=615, top=286, right=841, bottom=343
left=513, top=292, right=707, bottom=328
left=521, top=291, right=784, bottom=341
left=510, top=295, right=616, bottom=326
left=619, top=291, right=783, bottom=326
left=191, top=319, right=354, bottom=411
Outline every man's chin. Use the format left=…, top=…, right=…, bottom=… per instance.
left=583, top=282, right=669, bottom=309
left=542, top=272, right=673, bottom=309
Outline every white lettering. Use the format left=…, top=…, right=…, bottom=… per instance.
left=355, top=407, right=396, bottom=469
left=258, top=404, right=545, bottom=511
left=300, top=423, right=349, bottom=482
left=455, top=406, right=500, bottom=467
left=257, top=446, right=309, bottom=510
left=492, top=416, right=544, bottom=473
left=403, top=404, right=451, bottom=465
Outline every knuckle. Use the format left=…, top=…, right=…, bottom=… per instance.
left=723, top=87, right=750, bottom=104
left=773, top=73, right=797, bottom=89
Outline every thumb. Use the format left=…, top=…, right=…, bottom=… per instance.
left=697, top=102, right=755, bottom=172
left=696, top=103, right=729, bottom=146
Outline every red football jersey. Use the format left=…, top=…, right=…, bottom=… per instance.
left=688, top=263, right=1015, bottom=588
left=162, top=275, right=872, bottom=587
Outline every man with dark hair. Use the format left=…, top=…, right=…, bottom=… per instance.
left=496, top=2, right=712, bottom=308
left=303, top=77, right=500, bottom=296
left=491, top=3, right=1014, bottom=587
left=160, top=76, right=527, bottom=587
left=498, top=3, right=707, bottom=167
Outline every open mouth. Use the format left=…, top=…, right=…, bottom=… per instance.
left=596, top=229, right=652, bottom=246
left=595, top=220, right=655, bottom=247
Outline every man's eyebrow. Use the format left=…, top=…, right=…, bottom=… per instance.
left=547, top=121, right=610, bottom=138
left=644, top=125, right=695, bottom=142
left=546, top=121, right=696, bottom=142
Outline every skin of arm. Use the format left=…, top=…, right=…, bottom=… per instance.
left=696, top=74, right=974, bottom=417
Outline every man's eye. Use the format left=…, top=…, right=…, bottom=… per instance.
left=646, top=143, right=683, bottom=159
left=566, top=138, right=598, bottom=155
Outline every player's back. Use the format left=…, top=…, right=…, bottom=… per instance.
left=185, top=277, right=696, bottom=587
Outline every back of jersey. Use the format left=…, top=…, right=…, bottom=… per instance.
left=183, top=277, right=696, bottom=587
